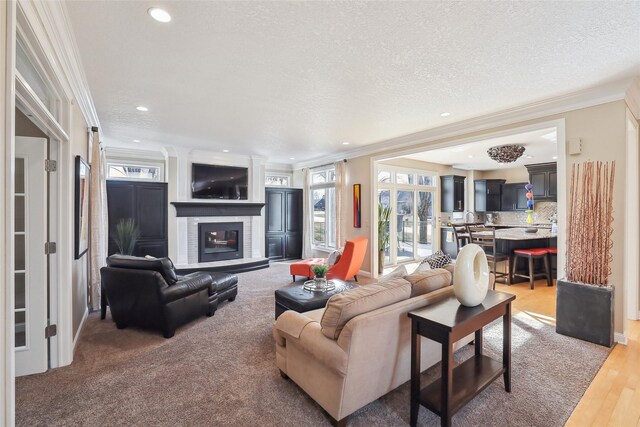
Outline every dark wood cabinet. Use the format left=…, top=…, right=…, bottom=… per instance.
left=440, top=228, right=459, bottom=259
left=441, top=175, right=466, bottom=212
left=500, top=183, right=528, bottom=211
left=526, top=162, right=557, bottom=201
left=474, top=179, right=505, bottom=212
left=107, top=180, right=168, bottom=257
left=265, top=188, right=302, bottom=261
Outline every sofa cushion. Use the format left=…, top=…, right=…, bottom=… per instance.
left=404, top=268, right=452, bottom=297
left=413, top=261, right=432, bottom=274
left=443, top=263, right=455, bottom=285
left=107, top=254, right=178, bottom=285
left=379, top=265, right=408, bottom=282
left=320, top=278, right=411, bottom=340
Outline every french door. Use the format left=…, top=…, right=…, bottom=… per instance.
left=379, top=188, right=437, bottom=267
left=14, top=137, right=48, bottom=376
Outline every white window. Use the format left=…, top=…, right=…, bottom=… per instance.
left=310, top=165, right=336, bottom=250
left=107, top=161, right=164, bottom=182
left=265, top=173, right=291, bottom=187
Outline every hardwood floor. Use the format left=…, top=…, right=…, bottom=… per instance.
left=495, top=279, right=640, bottom=427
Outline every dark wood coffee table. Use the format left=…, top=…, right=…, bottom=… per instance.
left=408, top=290, right=515, bottom=427
left=274, top=279, right=357, bottom=319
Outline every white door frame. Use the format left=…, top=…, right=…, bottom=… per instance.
left=2, top=2, right=17, bottom=425
left=370, top=119, right=567, bottom=279
left=625, top=108, right=639, bottom=324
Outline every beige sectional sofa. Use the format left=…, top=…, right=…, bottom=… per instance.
left=273, top=267, right=473, bottom=426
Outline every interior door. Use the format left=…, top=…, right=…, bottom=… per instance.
left=14, top=136, right=48, bottom=376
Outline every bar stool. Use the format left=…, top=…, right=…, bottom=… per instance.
left=547, top=247, right=557, bottom=279
left=452, top=225, right=470, bottom=252
left=468, top=226, right=509, bottom=289
left=511, top=248, right=552, bottom=289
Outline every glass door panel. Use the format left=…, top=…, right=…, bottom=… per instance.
left=378, top=190, right=391, bottom=265
left=15, top=157, right=27, bottom=349
left=418, top=191, right=435, bottom=257
left=396, top=190, right=414, bottom=262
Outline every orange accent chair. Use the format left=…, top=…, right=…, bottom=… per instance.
left=289, top=237, right=369, bottom=282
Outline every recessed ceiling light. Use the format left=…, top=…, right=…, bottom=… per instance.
left=552, top=155, right=558, bottom=160
left=467, top=155, right=473, bottom=158
left=133, top=139, right=140, bottom=143
left=440, top=112, right=451, bottom=117
left=342, top=141, right=350, bottom=145
left=148, top=7, right=171, bottom=23
left=289, top=157, right=295, bottom=160
left=136, top=106, right=148, bottom=112
left=222, top=149, right=229, bottom=153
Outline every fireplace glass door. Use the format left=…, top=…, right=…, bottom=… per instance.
left=198, top=222, right=244, bottom=262
left=204, top=230, right=239, bottom=254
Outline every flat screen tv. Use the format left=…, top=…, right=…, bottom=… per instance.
left=191, top=163, right=249, bottom=200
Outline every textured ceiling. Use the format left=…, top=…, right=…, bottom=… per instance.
left=401, top=128, right=557, bottom=170
left=64, top=1, right=640, bottom=164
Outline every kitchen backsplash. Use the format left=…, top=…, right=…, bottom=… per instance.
left=440, top=201, right=557, bottom=225
left=493, top=201, right=557, bottom=224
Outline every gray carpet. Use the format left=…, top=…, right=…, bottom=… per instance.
left=16, top=262, right=610, bottom=426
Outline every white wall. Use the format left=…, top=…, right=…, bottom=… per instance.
left=133, top=149, right=268, bottom=265
left=70, top=104, right=89, bottom=340
left=477, top=166, right=529, bottom=183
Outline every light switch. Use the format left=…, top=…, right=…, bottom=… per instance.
left=568, top=138, right=582, bottom=155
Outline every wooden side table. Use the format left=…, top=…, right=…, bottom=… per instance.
left=408, top=290, right=515, bottom=427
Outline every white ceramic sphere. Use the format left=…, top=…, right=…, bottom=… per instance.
left=453, top=244, right=490, bottom=307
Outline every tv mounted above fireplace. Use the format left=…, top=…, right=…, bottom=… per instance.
left=192, top=163, right=248, bottom=200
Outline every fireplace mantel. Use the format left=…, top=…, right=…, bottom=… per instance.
left=171, top=201, right=265, bottom=217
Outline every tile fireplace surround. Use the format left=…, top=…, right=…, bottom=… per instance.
left=171, top=201, right=266, bottom=267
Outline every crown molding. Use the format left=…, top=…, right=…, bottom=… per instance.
left=293, top=78, right=633, bottom=170
left=265, top=162, right=294, bottom=171
left=18, top=0, right=100, bottom=129
left=625, top=76, right=640, bottom=120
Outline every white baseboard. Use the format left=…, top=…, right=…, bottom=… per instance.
left=614, top=332, right=628, bottom=345
left=72, top=308, right=89, bottom=354
left=357, top=269, right=372, bottom=278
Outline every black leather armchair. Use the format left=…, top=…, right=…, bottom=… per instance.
left=100, top=255, right=212, bottom=338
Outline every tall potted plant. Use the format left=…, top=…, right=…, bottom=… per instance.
left=556, top=161, right=616, bottom=347
left=113, top=218, right=141, bottom=255
left=378, top=203, right=392, bottom=274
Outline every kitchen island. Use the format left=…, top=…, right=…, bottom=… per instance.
left=484, top=227, right=558, bottom=285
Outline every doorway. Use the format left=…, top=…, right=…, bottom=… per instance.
left=14, top=136, right=49, bottom=376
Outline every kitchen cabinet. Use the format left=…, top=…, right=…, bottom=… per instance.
left=526, top=162, right=557, bottom=201
left=441, top=175, right=465, bottom=212
left=500, top=183, right=528, bottom=211
left=474, top=179, right=505, bottom=212
left=440, top=227, right=459, bottom=259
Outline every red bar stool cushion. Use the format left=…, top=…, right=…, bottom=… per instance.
left=547, top=247, right=558, bottom=255
left=513, top=248, right=548, bottom=256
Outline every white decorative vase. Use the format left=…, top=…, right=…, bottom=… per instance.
left=453, top=244, right=490, bottom=307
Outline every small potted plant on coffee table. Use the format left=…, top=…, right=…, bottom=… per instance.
left=304, top=265, right=334, bottom=291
